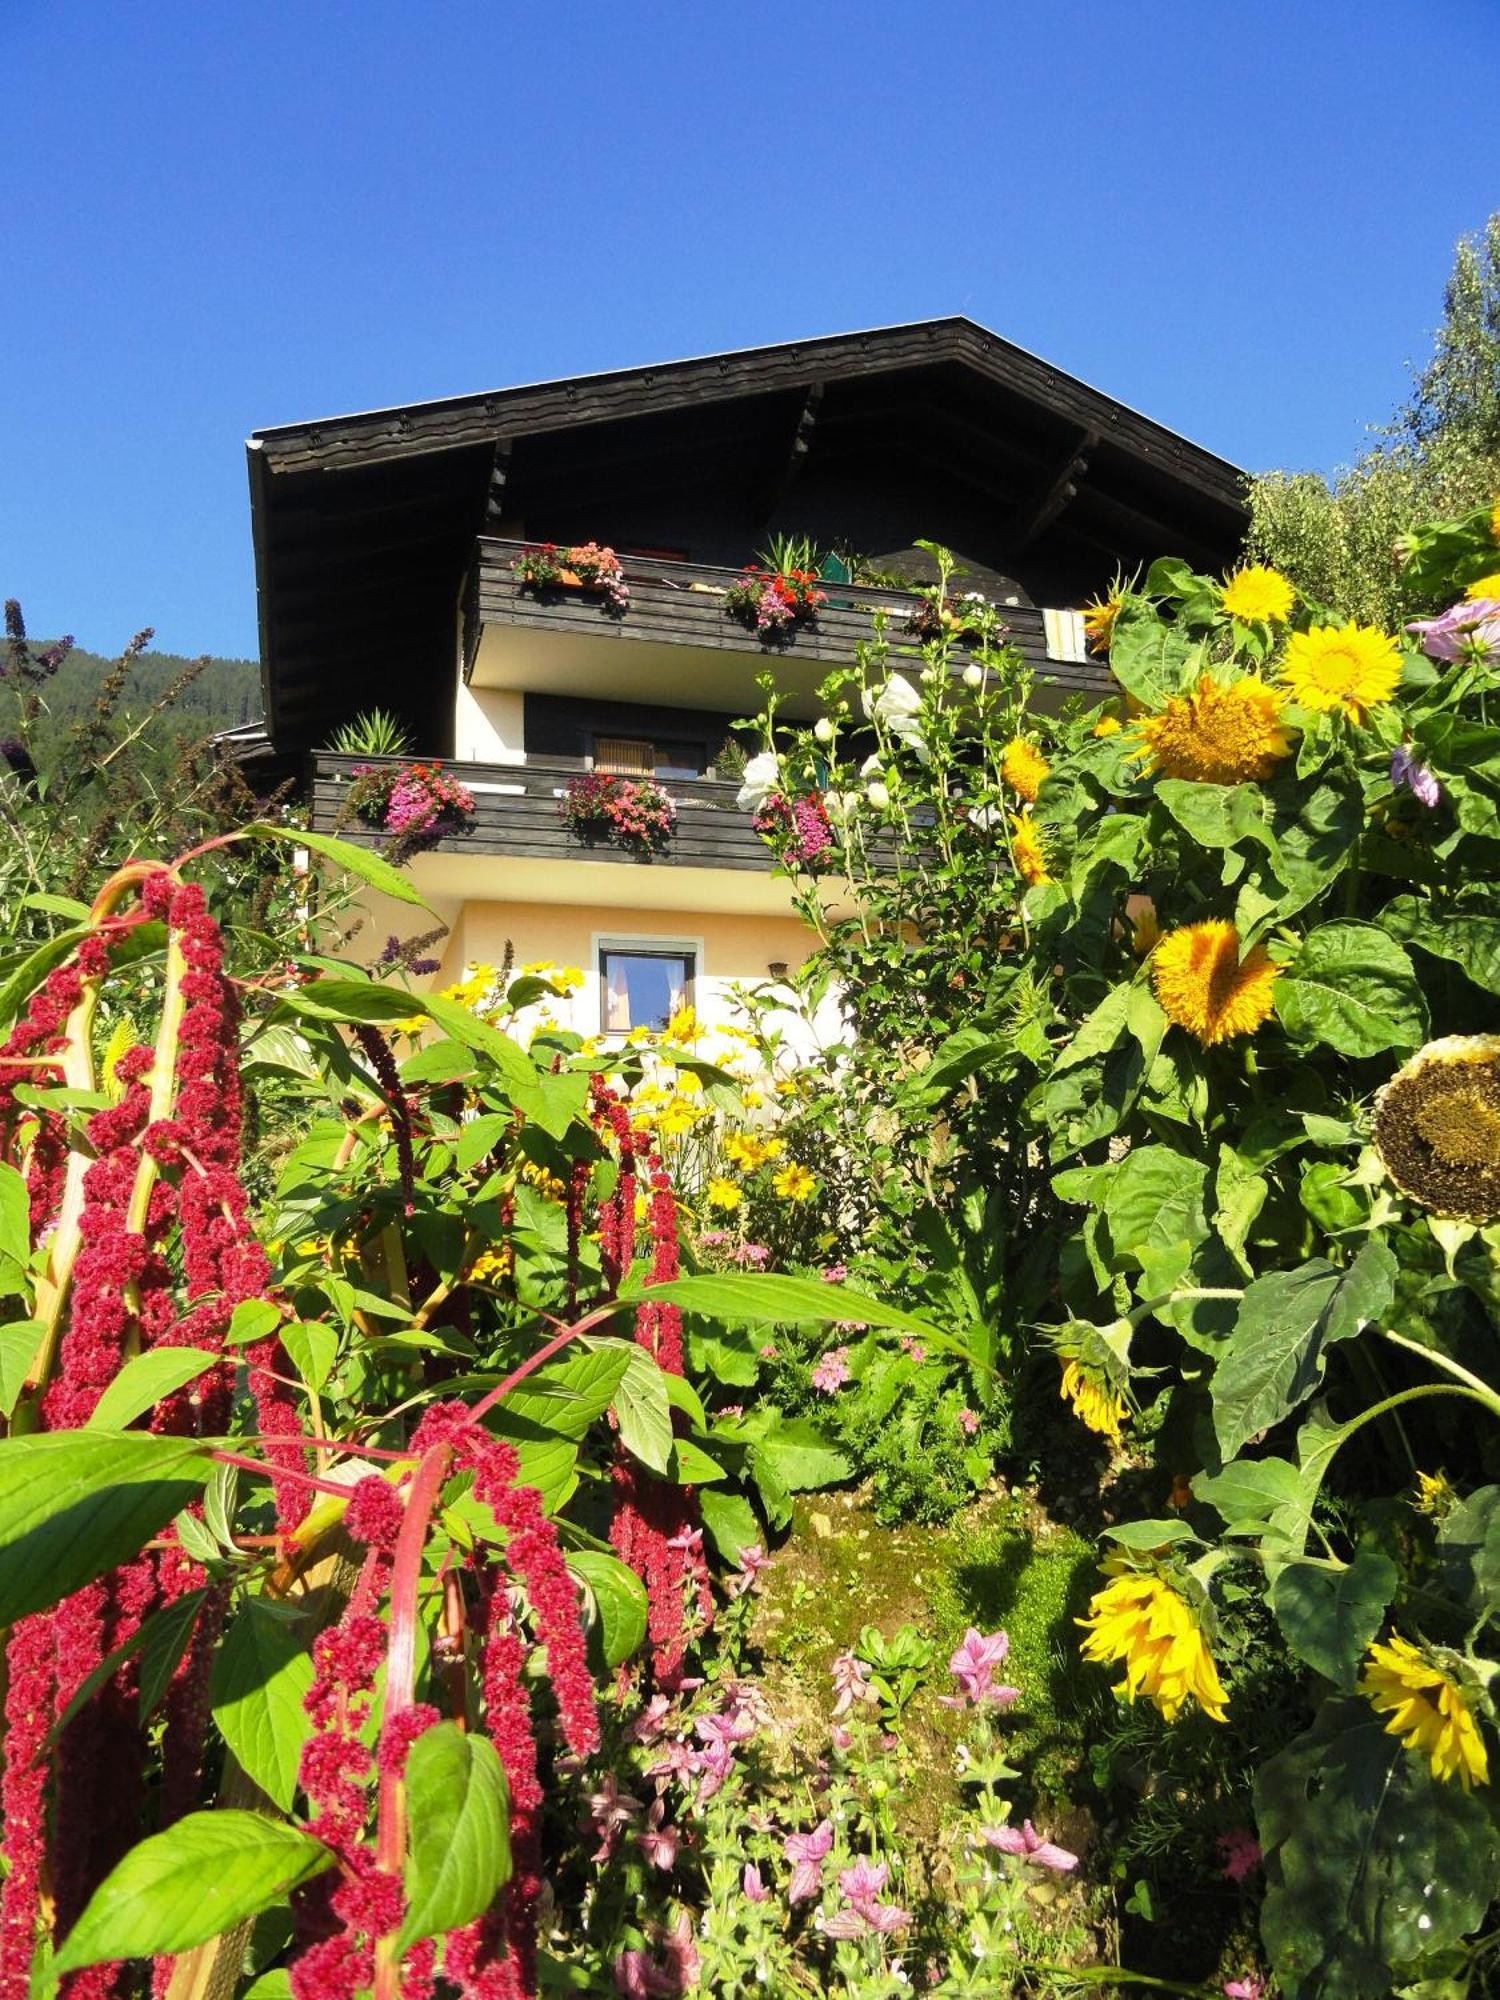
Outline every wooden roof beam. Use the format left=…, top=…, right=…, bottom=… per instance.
left=760, top=380, right=824, bottom=520
left=1006, top=428, right=1099, bottom=553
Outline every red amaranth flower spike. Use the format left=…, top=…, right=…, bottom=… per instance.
left=353, top=1023, right=417, bottom=1214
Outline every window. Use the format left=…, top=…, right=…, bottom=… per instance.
left=599, top=947, right=696, bottom=1033
left=592, top=733, right=708, bottom=781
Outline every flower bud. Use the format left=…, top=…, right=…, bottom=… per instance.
left=814, top=717, right=835, bottom=744
left=963, top=663, right=984, bottom=689
left=866, top=781, right=891, bottom=810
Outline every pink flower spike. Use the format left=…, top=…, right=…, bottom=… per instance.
left=784, top=1817, right=834, bottom=1903
left=742, top=1861, right=769, bottom=1903
left=981, top=1818, right=1078, bottom=1872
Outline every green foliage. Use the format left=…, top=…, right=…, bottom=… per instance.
left=326, top=706, right=414, bottom=757
left=1247, top=213, right=1500, bottom=625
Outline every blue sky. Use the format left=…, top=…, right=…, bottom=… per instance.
left=4, top=0, right=1497, bottom=659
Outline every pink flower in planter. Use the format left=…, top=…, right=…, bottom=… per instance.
left=940, top=1627, right=1020, bottom=1709
left=784, top=1817, right=834, bottom=1903
left=980, top=1819, right=1078, bottom=1872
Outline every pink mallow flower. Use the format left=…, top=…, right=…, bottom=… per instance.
left=940, top=1627, right=1020, bottom=1709
left=742, top=1861, right=769, bottom=1903
left=827, top=1857, right=911, bottom=1936
left=811, top=1345, right=851, bottom=1394
left=784, top=1818, right=834, bottom=1903
left=981, top=1819, right=1078, bottom=1872
left=1217, top=1828, right=1262, bottom=1883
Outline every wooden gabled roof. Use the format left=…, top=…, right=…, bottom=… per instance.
left=248, top=317, right=1248, bottom=762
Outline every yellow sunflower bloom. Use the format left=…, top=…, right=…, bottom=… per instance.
left=1465, top=570, right=1500, bottom=601
left=1077, top=1563, right=1228, bottom=1723
left=1134, top=675, right=1292, bottom=785
left=1220, top=564, right=1295, bottom=624
left=705, top=1177, right=743, bottom=1212
left=1084, top=591, right=1123, bottom=655
left=1010, top=811, right=1051, bottom=887
left=1060, top=1359, right=1128, bottom=1444
left=1001, top=737, right=1051, bottom=803
left=1280, top=621, right=1401, bottom=722
left=772, top=1162, right=818, bottom=1202
left=1361, top=1634, right=1490, bottom=1790
left=1151, top=920, right=1278, bottom=1046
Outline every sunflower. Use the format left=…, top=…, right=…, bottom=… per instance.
left=1279, top=621, right=1401, bottom=722
left=1134, top=674, right=1292, bottom=785
left=1465, top=570, right=1500, bottom=602
left=1060, top=1358, right=1128, bottom=1444
left=1220, top=564, right=1295, bottom=624
left=1151, top=921, right=1278, bottom=1046
left=1001, top=736, right=1051, bottom=802
left=1373, top=1034, right=1500, bottom=1222
left=1010, top=811, right=1051, bottom=887
left=1077, top=1562, right=1228, bottom=1723
left=1084, top=591, right=1123, bottom=655
left=1361, top=1634, right=1490, bottom=1790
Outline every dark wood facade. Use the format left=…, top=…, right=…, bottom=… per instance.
left=247, top=318, right=1250, bottom=782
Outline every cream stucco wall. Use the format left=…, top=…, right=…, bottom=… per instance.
left=454, top=684, right=526, bottom=764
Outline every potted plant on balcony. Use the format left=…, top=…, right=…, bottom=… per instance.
left=722, top=533, right=828, bottom=640
left=559, top=772, right=677, bottom=855
left=342, top=759, right=477, bottom=860
left=512, top=541, right=630, bottom=613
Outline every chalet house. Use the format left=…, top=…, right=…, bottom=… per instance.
left=244, top=318, right=1247, bottom=1039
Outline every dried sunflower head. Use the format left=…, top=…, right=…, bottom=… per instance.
left=1373, top=1035, right=1500, bottom=1222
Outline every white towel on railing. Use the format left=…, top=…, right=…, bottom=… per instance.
left=1042, top=607, right=1088, bottom=663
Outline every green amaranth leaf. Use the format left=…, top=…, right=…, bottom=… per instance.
left=398, top=1723, right=511, bottom=1951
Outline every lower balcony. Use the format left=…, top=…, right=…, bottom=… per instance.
left=311, top=754, right=805, bottom=919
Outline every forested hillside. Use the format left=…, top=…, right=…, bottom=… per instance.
left=2, top=642, right=261, bottom=749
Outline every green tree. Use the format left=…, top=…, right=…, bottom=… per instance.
left=1248, top=213, right=1500, bottom=626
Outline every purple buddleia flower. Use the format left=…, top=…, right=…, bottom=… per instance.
left=1391, top=743, right=1442, bottom=809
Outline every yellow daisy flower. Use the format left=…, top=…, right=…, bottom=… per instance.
left=1219, top=564, right=1295, bottom=624
left=1077, top=1562, right=1228, bottom=1723
left=1465, top=570, right=1500, bottom=601
left=1084, top=591, right=1123, bottom=655
left=468, top=1244, right=514, bottom=1283
left=1060, top=1358, right=1128, bottom=1444
left=1001, top=737, right=1051, bottom=803
left=1134, top=674, right=1292, bottom=785
left=1280, top=621, right=1401, bottom=722
left=772, top=1162, right=818, bottom=1203
left=1092, top=714, right=1123, bottom=738
left=1010, top=811, right=1051, bottom=887
left=1151, top=920, right=1278, bottom=1046
left=705, top=1177, right=743, bottom=1212
left=1361, top=1634, right=1490, bottom=1790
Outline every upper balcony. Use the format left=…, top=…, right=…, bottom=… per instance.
left=461, top=538, right=1108, bottom=720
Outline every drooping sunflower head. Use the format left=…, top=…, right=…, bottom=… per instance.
left=1054, top=1320, right=1131, bottom=1445
left=1373, top=1034, right=1500, bottom=1222
left=1001, top=736, right=1051, bottom=803
left=1084, top=590, right=1124, bottom=655
left=1133, top=674, right=1293, bottom=785
left=1077, top=1559, right=1228, bottom=1723
left=1361, top=1633, right=1490, bottom=1790
left=1279, top=621, right=1402, bottom=722
left=1151, top=920, right=1278, bottom=1046
left=1220, top=564, right=1295, bottom=624
left=1010, top=810, right=1051, bottom=887
left=1464, top=570, right=1500, bottom=602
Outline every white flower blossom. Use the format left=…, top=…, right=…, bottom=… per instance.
left=813, top=716, right=835, bottom=744
left=866, top=780, right=891, bottom=811
left=963, top=663, right=984, bottom=689
left=736, top=751, right=780, bottom=814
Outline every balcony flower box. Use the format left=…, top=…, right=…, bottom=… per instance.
left=559, top=772, right=676, bottom=855
left=343, top=760, right=476, bottom=858
left=512, top=541, right=630, bottom=614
